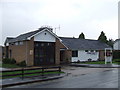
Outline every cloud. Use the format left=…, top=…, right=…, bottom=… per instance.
left=1, top=0, right=119, bottom=45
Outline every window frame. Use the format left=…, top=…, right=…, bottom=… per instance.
left=72, top=50, right=78, bottom=57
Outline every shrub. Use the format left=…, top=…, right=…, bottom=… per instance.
left=77, top=60, right=80, bottom=63
left=88, top=58, right=92, bottom=62
left=2, top=58, right=11, bottom=64
left=113, top=59, right=120, bottom=62
left=113, top=51, right=120, bottom=59
left=18, top=60, right=26, bottom=67
left=10, top=58, right=16, bottom=64
left=3, top=58, right=16, bottom=64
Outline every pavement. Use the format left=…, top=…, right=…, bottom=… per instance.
left=70, top=63, right=120, bottom=68
left=1, top=73, right=66, bottom=88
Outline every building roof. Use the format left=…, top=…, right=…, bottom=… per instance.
left=4, top=37, right=15, bottom=45
left=5, top=27, right=111, bottom=50
left=114, top=39, right=120, bottom=43
left=5, top=27, right=53, bottom=44
left=60, top=37, right=111, bottom=50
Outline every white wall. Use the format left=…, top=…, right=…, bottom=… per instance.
left=114, top=40, right=120, bottom=50
left=72, top=50, right=99, bottom=62
left=34, top=30, right=56, bottom=42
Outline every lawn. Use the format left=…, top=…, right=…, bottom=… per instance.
left=79, top=61, right=105, bottom=64
left=0, top=63, right=64, bottom=79
left=1, top=70, right=64, bottom=79
left=1, top=64, right=21, bottom=68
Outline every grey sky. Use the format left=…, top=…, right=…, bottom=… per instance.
left=0, top=0, right=119, bottom=45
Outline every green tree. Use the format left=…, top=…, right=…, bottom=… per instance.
left=98, top=31, right=108, bottom=43
left=107, top=39, right=114, bottom=47
left=78, top=32, right=85, bottom=39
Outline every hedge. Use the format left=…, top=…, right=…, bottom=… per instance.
left=113, top=50, right=120, bottom=59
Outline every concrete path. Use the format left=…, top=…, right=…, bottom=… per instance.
left=70, top=64, right=120, bottom=68
left=0, top=68, right=9, bottom=71
left=1, top=73, right=66, bottom=88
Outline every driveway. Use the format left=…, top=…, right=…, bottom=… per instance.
left=61, top=65, right=117, bottom=76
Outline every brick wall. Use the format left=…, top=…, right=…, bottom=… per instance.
left=26, top=38, right=34, bottom=66
left=9, top=42, right=26, bottom=63
left=64, top=50, right=72, bottom=63
left=7, top=38, right=34, bottom=66
left=55, top=39, right=67, bottom=64
left=99, top=50, right=105, bottom=60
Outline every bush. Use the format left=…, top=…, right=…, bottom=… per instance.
left=3, top=58, right=16, bottom=64
left=2, top=58, right=11, bottom=64
left=10, top=58, right=16, bottom=64
left=88, top=58, right=92, bottom=62
left=18, top=60, right=26, bottom=67
left=113, top=51, right=120, bottom=59
left=77, top=60, right=80, bottom=63
left=113, top=59, right=120, bottom=62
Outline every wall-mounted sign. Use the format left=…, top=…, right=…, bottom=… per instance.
left=30, top=50, right=33, bottom=55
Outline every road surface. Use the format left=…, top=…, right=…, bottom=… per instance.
left=10, top=67, right=119, bottom=88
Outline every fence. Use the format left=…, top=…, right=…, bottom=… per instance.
left=2, top=66, right=61, bottom=80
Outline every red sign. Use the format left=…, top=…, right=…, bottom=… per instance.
left=106, top=52, right=112, bottom=56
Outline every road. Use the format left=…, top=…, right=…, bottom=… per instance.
left=10, top=67, right=119, bottom=88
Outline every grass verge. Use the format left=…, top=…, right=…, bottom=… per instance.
left=1, top=71, right=64, bottom=79
left=1, top=64, right=21, bottom=68
left=74, top=59, right=120, bottom=65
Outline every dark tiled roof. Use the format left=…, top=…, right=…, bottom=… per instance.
left=114, top=39, right=120, bottom=43
left=5, top=27, right=53, bottom=43
left=4, top=37, right=15, bottom=44
left=5, top=27, right=111, bottom=50
left=60, top=37, right=111, bottom=50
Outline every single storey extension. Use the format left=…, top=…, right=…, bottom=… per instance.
left=113, top=39, right=120, bottom=50
left=4, top=27, right=111, bottom=66
left=60, top=37, right=111, bottom=62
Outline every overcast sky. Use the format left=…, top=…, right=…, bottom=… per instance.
left=0, top=0, right=119, bottom=45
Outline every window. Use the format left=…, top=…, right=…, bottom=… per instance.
left=15, top=42, right=18, bottom=45
left=44, top=33, right=47, bottom=35
left=85, top=50, right=88, bottom=52
left=91, top=50, right=94, bottom=52
left=19, top=41, right=23, bottom=45
left=47, top=43, right=50, bottom=46
left=35, top=43, right=39, bottom=47
left=41, top=43, right=44, bottom=46
left=72, top=50, right=78, bottom=57
left=95, top=50, right=98, bottom=52
left=10, top=43, right=14, bottom=45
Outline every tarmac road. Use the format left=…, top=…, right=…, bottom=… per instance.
left=10, top=67, right=119, bottom=88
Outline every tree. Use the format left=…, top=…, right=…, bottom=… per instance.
left=78, top=32, right=85, bottom=39
left=107, top=39, right=114, bottom=47
left=98, top=31, right=108, bottom=43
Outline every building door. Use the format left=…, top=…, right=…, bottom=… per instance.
left=34, top=42, right=55, bottom=66
left=60, top=50, right=66, bottom=64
